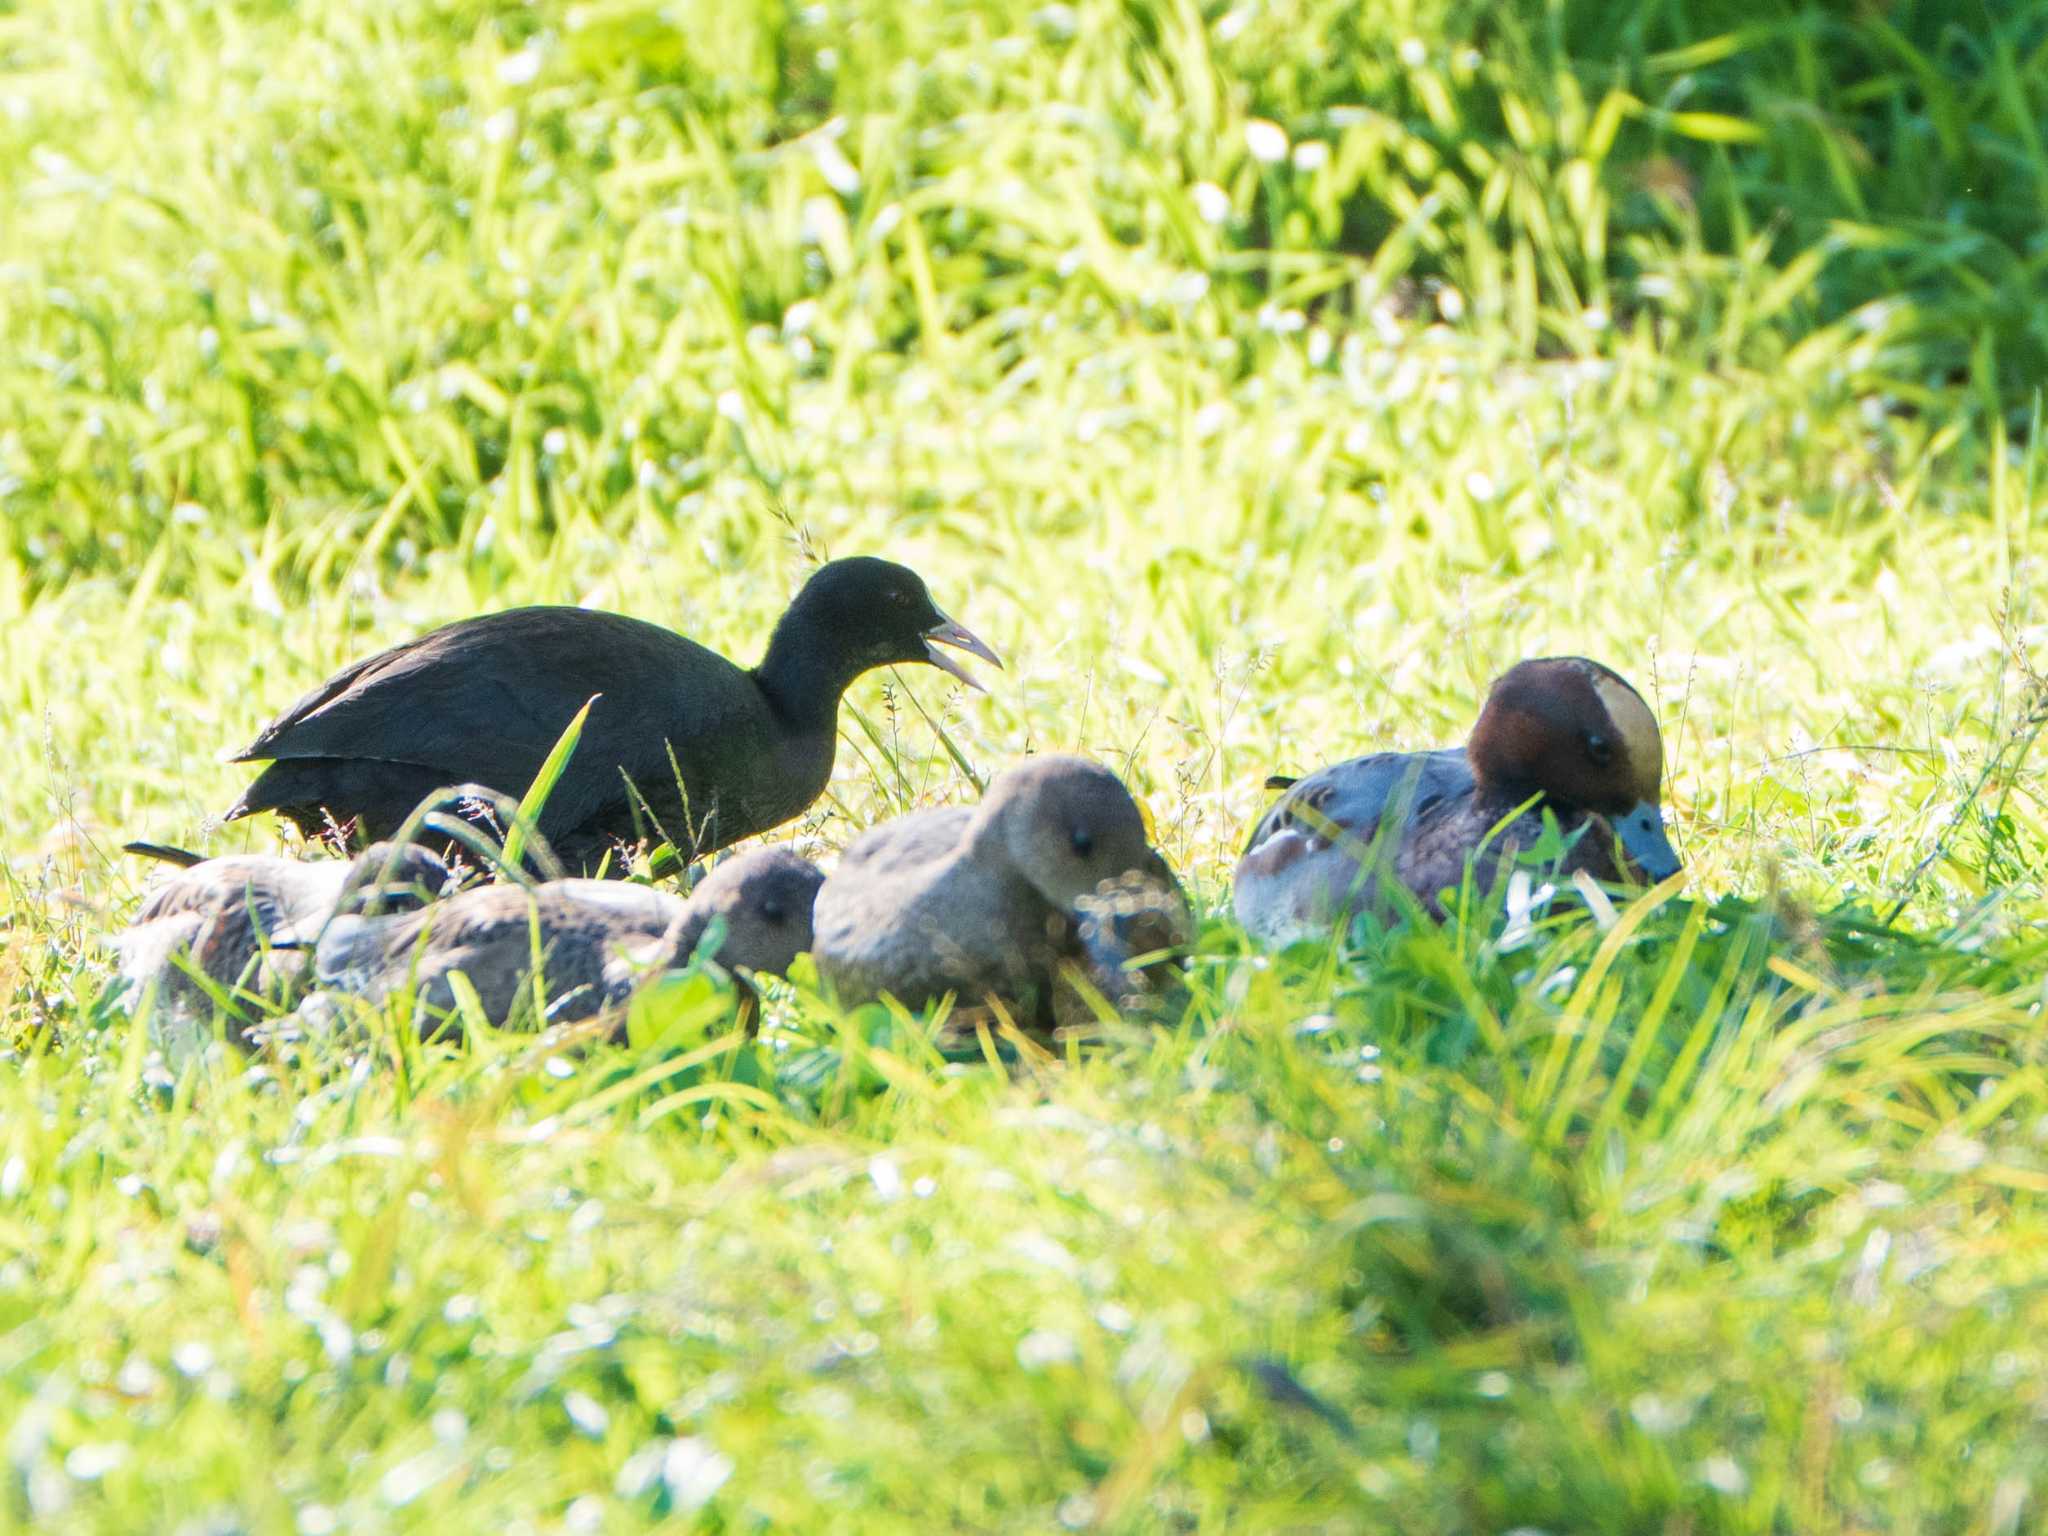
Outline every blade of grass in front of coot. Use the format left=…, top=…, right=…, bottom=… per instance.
left=502, top=696, right=597, bottom=878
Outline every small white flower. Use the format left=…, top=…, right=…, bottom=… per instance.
left=1017, top=1330, right=1078, bottom=1370
left=1190, top=181, right=1231, bottom=224
left=380, top=1451, right=449, bottom=1507
left=1009, top=1232, right=1078, bottom=1274
left=1033, top=4, right=1078, bottom=37
left=812, top=137, right=861, bottom=195
left=497, top=48, right=542, bottom=85
left=65, top=1443, right=129, bottom=1481
left=172, top=1341, right=214, bottom=1377
left=565, top=1392, right=610, bottom=1438
left=1398, top=37, right=1427, bottom=67
left=1291, top=139, right=1329, bottom=172
left=1701, top=1454, right=1747, bottom=1495
left=1631, top=1393, right=1692, bottom=1433
left=662, top=1437, right=733, bottom=1511
left=481, top=109, right=516, bottom=144
left=869, top=1156, right=903, bottom=1201
left=1243, top=118, right=1289, bottom=164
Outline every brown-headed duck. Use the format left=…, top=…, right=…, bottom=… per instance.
left=1234, top=657, right=1681, bottom=944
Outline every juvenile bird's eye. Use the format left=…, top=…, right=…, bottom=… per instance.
left=1070, top=828, right=1095, bottom=857
left=760, top=902, right=786, bottom=923
left=1583, top=731, right=1613, bottom=765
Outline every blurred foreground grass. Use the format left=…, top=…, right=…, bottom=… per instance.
left=4, top=0, right=2048, bottom=1530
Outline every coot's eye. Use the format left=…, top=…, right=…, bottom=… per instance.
left=760, top=902, right=786, bottom=924
left=1070, top=828, right=1095, bottom=857
left=1583, top=731, right=1613, bottom=766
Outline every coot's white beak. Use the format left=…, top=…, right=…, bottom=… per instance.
left=922, top=614, right=1003, bottom=692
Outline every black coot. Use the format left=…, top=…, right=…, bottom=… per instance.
left=225, top=557, right=999, bottom=871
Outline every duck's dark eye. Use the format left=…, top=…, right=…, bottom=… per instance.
left=760, top=901, right=786, bottom=924
left=1070, top=828, right=1095, bottom=857
left=1583, top=732, right=1613, bottom=766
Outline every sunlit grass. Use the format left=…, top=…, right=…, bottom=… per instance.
left=4, top=0, right=2048, bottom=1530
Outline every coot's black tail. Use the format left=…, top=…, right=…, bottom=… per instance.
left=123, top=840, right=206, bottom=868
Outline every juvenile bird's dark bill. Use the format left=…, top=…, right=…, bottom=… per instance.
left=1614, top=802, right=1682, bottom=881
left=922, top=614, right=1003, bottom=691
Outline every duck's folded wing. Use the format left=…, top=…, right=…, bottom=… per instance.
left=1243, top=748, right=1471, bottom=857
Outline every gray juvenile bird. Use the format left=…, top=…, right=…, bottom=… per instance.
left=311, top=845, right=822, bottom=1035
left=1234, top=657, right=1681, bottom=944
left=811, top=755, right=1188, bottom=1033
left=116, top=841, right=454, bottom=1025
left=223, top=558, right=999, bottom=872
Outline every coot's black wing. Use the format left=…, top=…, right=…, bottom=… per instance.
left=229, top=608, right=760, bottom=837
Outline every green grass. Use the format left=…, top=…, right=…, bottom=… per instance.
left=5, top=0, right=2048, bottom=1529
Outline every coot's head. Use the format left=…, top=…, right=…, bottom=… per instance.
left=1466, top=657, right=1680, bottom=880
left=777, top=557, right=1002, bottom=691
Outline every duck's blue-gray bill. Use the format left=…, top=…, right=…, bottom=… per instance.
left=1615, top=801, right=1681, bottom=881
